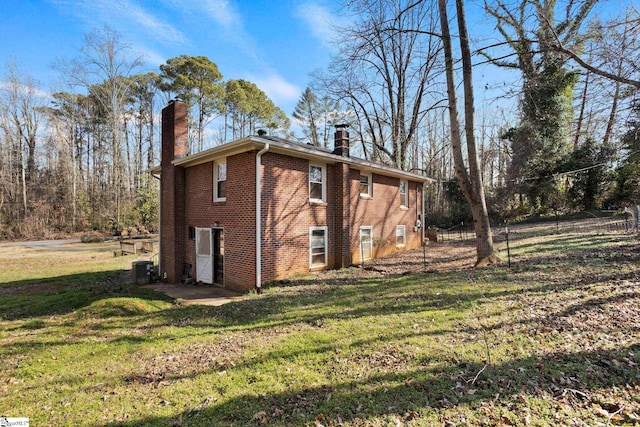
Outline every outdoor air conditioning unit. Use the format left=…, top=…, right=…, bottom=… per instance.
left=132, top=261, right=154, bottom=285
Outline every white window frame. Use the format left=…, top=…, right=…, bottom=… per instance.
left=213, top=159, right=227, bottom=202
left=359, top=171, right=372, bottom=198
left=360, top=226, right=373, bottom=262
left=396, top=225, right=406, bottom=247
left=399, top=179, right=408, bottom=207
left=309, top=226, right=328, bottom=267
left=309, top=163, right=326, bottom=203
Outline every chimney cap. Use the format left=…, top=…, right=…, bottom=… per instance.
left=257, top=129, right=267, bottom=136
left=334, top=123, right=349, bottom=129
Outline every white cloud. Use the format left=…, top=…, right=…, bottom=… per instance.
left=48, top=0, right=186, bottom=45
left=294, top=2, right=339, bottom=47
left=248, top=73, right=301, bottom=106
left=200, top=0, right=259, bottom=61
left=165, top=0, right=258, bottom=61
left=135, top=46, right=167, bottom=69
left=200, top=0, right=242, bottom=29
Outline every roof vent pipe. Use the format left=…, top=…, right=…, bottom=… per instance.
left=257, top=129, right=267, bottom=136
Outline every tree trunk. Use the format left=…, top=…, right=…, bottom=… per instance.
left=20, top=138, right=27, bottom=215
left=574, top=70, right=590, bottom=149
left=603, top=79, right=621, bottom=147
left=438, top=0, right=498, bottom=266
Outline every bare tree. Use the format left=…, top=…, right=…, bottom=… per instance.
left=127, top=72, right=161, bottom=186
left=588, top=9, right=640, bottom=145
left=0, top=63, right=44, bottom=223
left=317, top=0, right=443, bottom=170
left=48, top=91, right=88, bottom=231
left=438, top=0, right=498, bottom=265
left=56, top=26, right=144, bottom=229
left=544, top=6, right=640, bottom=89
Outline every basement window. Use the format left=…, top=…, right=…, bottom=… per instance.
left=309, top=227, right=327, bottom=267
left=360, top=226, right=373, bottom=262
left=396, top=225, right=406, bottom=247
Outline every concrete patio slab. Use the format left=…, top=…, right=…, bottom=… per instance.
left=144, top=283, right=245, bottom=306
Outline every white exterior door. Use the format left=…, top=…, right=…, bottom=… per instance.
left=195, top=227, right=213, bottom=284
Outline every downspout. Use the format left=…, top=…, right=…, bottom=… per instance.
left=255, top=143, right=270, bottom=293
left=151, top=172, right=162, bottom=280
left=421, top=183, right=426, bottom=244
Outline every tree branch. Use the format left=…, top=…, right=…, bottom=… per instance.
left=539, top=13, right=640, bottom=88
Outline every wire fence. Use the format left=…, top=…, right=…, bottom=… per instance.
left=425, top=213, right=639, bottom=268
left=431, top=214, right=638, bottom=244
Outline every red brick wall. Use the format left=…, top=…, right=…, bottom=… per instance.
left=258, top=152, right=423, bottom=281
left=349, top=170, right=423, bottom=263
left=182, top=151, right=257, bottom=292
left=163, top=122, right=424, bottom=289
left=260, top=152, right=335, bottom=281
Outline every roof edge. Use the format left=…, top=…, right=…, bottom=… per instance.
left=152, top=135, right=434, bottom=183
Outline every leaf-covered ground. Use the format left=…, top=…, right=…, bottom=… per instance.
left=0, top=229, right=639, bottom=426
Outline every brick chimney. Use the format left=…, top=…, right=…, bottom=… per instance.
left=332, top=123, right=351, bottom=269
left=333, top=124, right=350, bottom=157
left=160, top=100, right=188, bottom=283
left=162, top=100, right=188, bottom=162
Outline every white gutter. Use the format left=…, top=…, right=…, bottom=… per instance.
left=255, top=143, right=270, bottom=293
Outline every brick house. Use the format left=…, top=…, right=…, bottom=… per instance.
left=157, top=100, right=432, bottom=292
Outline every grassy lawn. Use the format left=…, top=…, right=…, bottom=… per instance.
left=1, top=232, right=639, bottom=426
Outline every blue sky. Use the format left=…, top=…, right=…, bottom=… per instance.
left=1, top=0, right=344, bottom=116
left=0, top=0, right=630, bottom=123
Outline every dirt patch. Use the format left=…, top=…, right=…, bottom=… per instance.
left=125, top=324, right=312, bottom=386
left=301, top=242, right=477, bottom=284
left=0, top=282, right=61, bottom=297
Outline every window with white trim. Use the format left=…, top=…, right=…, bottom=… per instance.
left=309, top=227, right=327, bottom=267
left=214, top=160, right=227, bottom=202
left=359, top=172, right=372, bottom=197
left=309, top=164, right=326, bottom=202
left=399, top=180, right=408, bottom=207
left=396, top=225, right=406, bottom=247
left=360, top=226, right=373, bottom=262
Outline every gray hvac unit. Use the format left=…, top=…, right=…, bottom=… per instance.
left=132, top=261, right=154, bottom=284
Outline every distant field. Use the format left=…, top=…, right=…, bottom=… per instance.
left=0, top=227, right=639, bottom=426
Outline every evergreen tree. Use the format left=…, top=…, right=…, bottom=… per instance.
left=293, top=87, right=321, bottom=146
left=565, top=137, right=615, bottom=210
left=485, top=0, right=597, bottom=213
left=223, top=79, right=289, bottom=139
left=159, top=55, right=224, bottom=152
left=614, top=96, right=640, bottom=204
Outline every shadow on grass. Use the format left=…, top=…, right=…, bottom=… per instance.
left=5, top=234, right=639, bottom=426
left=103, top=343, right=640, bottom=426
left=145, top=273, right=501, bottom=333
left=507, top=233, right=638, bottom=260
left=0, top=269, right=172, bottom=321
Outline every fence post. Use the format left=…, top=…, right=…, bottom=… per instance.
left=505, top=226, right=511, bottom=268
left=423, top=239, right=427, bottom=271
